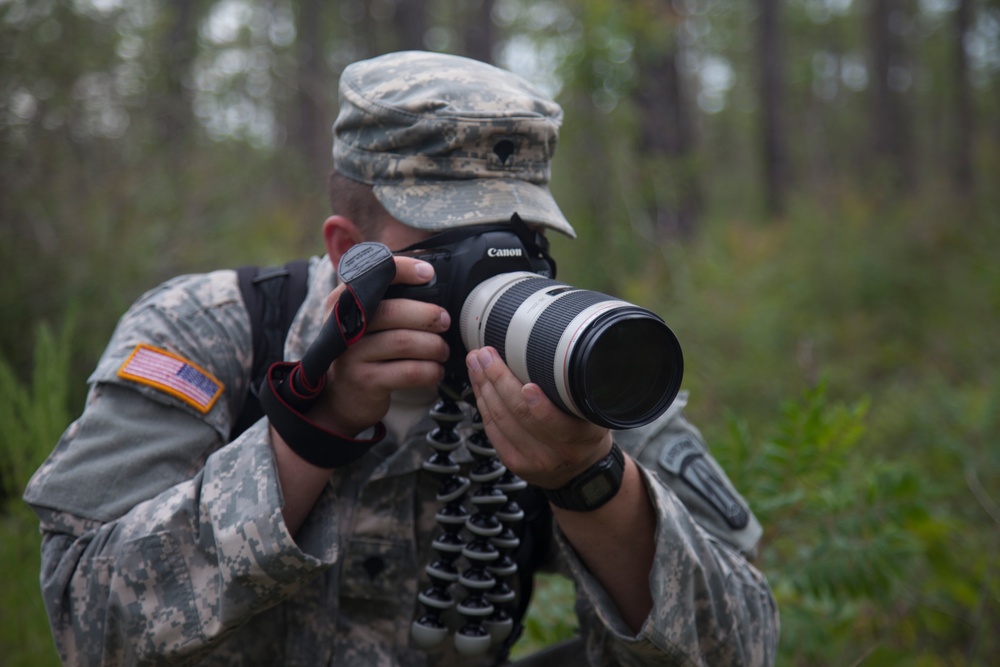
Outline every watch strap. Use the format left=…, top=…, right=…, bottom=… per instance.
left=544, top=442, right=625, bottom=512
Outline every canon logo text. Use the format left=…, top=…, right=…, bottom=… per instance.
left=487, top=247, right=523, bottom=258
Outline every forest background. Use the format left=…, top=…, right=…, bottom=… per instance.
left=1, top=0, right=998, bottom=665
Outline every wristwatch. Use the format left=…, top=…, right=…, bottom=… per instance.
left=543, top=443, right=625, bottom=512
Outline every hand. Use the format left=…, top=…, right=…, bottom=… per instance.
left=465, top=346, right=613, bottom=489
left=309, top=257, right=450, bottom=436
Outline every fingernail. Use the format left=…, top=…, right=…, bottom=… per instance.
left=476, top=348, right=493, bottom=369
left=438, top=310, right=451, bottom=329
left=467, top=350, right=481, bottom=372
left=523, top=385, right=542, bottom=407
left=415, top=261, right=434, bottom=281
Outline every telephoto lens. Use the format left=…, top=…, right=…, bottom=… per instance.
left=461, top=272, right=684, bottom=429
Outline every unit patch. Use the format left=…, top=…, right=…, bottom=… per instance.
left=118, top=344, right=224, bottom=414
left=659, top=434, right=750, bottom=530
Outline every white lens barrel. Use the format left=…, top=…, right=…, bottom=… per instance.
left=460, top=271, right=541, bottom=354
left=461, top=272, right=621, bottom=419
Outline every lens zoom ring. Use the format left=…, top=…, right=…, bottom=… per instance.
left=527, top=291, right=615, bottom=414
left=482, top=277, right=559, bottom=359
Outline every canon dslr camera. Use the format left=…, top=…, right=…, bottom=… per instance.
left=386, top=215, right=683, bottom=430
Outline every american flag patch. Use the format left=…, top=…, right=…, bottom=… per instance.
left=118, top=344, right=224, bottom=414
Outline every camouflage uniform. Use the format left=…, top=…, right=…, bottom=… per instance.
left=24, top=51, right=779, bottom=667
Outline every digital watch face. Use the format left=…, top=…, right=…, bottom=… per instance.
left=581, top=476, right=613, bottom=505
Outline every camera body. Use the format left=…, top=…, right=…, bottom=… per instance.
left=385, top=217, right=555, bottom=376
left=387, top=223, right=554, bottom=312
left=386, top=216, right=683, bottom=429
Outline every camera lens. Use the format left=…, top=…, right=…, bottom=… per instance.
left=575, top=313, right=680, bottom=426
left=461, top=272, right=683, bottom=429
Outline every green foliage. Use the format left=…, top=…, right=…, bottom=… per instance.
left=722, top=384, right=930, bottom=663
left=511, top=572, right=578, bottom=659
left=0, top=321, right=73, bottom=499
left=0, top=322, right=73, bottom=667
left=0, top=507, right=60, bottom=667
left=642, top=192, right=1000, bottom=665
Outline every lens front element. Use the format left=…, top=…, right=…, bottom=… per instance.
left=572, top=312, right=682, bottom=428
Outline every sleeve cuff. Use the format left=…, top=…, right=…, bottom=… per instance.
left=203, top=419, right=339, bottom=586
left=550, top=465, right=670, bottom=642
left=551, top=464, right=714, bottom=655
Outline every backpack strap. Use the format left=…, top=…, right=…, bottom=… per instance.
left=231, top=259, right=310, bottom=440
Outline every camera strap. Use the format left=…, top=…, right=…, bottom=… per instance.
left=258, top=242, right=397, bottom=468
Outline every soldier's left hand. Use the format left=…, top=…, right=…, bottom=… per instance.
left=466, top=346, right=612, bottom=490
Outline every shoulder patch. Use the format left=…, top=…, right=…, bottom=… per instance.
left=659, top=434, right=750, bottom=530
left=117, top=344, right=224, bottom=414
left=658, top=434, right=703, bottom=474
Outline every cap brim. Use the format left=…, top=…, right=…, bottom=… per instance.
left=372, top=178, right=576, bottom=238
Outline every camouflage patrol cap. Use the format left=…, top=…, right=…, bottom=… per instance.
left=333, top=51, right=576, bottom=238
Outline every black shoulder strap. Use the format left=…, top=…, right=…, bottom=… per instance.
left=231, top=259, right=310, bottom=440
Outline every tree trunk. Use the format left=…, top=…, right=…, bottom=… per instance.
left=394, top=0, right=428, bottom=52
left=462, top=0, right=496, bottom=63
left=758, top=0, right=790, bottom=217
left=294, top=0, right=329, bottom=174
left=156, top=0, right=200, bottom=150
left=952, top=0, right=974, bottom=194
left=868, top=0, right=915, bottom=192
left=634, top=28, right=701, bottom=240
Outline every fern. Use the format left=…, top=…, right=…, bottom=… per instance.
left=0, top=321, right=74, bottom=667
left=714, top=382, right=937, bottom=663
left=0, top=321, right=73, bottom=499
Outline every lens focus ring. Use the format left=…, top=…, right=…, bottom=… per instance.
left=482, top=277, right=559, bottom=359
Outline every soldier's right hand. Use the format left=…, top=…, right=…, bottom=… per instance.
left=308, top=256, right=450, bottom=436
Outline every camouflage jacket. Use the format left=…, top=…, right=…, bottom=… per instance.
left=24, top=257, right=779, bottom=666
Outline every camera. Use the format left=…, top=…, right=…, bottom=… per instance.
left=385, top=215, right=684, bottom=430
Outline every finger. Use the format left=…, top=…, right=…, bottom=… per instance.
left=466, top=348, right=540, bottom=445
left=467, top=355, right=585, bottom=483
left=323, top=281, right=350, bottom=314
left=324, top=257, right=432, bottom=310
left=469, top=347, right=539, bottom=419
left=351, top=357, right=447, bottom=392
left=468, top=348, right=607, bottom=449
left=391, top=256, right=436, bottom=286
left=369, top=297, right=450, bottom=334
left=373, top=258, right=448, bottom=332
left=466, top=373, right=534, bottom=469
left=352, top=328, right=450, bottom=365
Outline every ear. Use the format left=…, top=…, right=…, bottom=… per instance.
left=323, top=216, right=364, bottom=270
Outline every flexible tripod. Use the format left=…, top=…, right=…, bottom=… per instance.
left=410, top=378, right=527, bottom=657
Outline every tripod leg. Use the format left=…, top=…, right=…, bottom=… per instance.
left=411, top=390, right=469, bottom=649
left=411, top=382, right=528, bottom=658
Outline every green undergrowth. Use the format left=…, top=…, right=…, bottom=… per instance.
left=3, top=192, right=998, bottom=665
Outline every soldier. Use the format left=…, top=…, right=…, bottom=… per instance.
left=24, top=51, right=778, bottom=666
